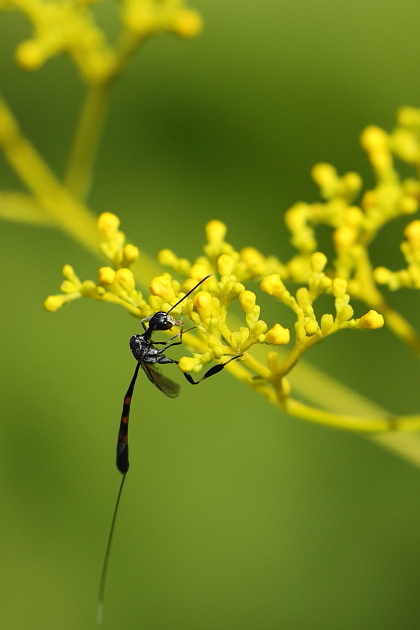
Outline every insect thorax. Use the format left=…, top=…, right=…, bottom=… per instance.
left=129, top=335, right=160, bottom=362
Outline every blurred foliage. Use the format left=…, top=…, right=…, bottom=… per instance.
left=1, top=1, right=420, bottom=629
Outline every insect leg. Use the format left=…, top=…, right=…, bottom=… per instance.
left=153, top=326, right=196, bottom=351
left=181, top=355, right=241, bottom=385
left=157, top=354, right=242, bottom=385
left=116, top=361, right=141, bottom=475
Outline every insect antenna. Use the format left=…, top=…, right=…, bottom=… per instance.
left=97, top=473, right=127, bottom=624
left=166, top=274, right=211, bottom=314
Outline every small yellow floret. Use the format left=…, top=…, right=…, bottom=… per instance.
left=123, top=4, right=155, bottom=34
left=334, top=226, right=357, bottom=250
left=178, top=356, right=197, bottom=372
left=217, top=254, right=235, bottom=276
left=343, top=172, right=362, bottom=194
left=404, top=220, right=420, bottom=246
left=337, top=304, right=354, bottom=322
left=44, top=295, right=66, bottom=312
left=193, top=291, right=213, bottom=320
left=173, top=9, right=203, bottom=38
left=159, top=249, right=178, bottom=266
left=373, top=266, right=392, bottom=284
left=332, top=277, right=347, bottom=298
left=189, top=263, right=211, bottom=280
left=231, top=327, right=250, bottom=350
left=240, top=247, right=266, bottom=274
left=260, top=274, right=286, bottom=297
left=311, top=252, right=327, bottom=273
left=320, top=313, right=334, bottom=334
left=345, top=207, right=364, bottom=227
left=359, top=310, right=384, bottom=329
left=400, top=196, right=418, bottom=215
left=239, top=290, right=256, bottom=313
left=15, top=40, right=45, bottom=70
left=98, top=212, right=120, bottom=237
left=150, top=275, right=175, bottom=301
left=304, top=320, right=319, bottom=335
left=360, top=126, right=389, bottom=152
left=265, top=324, right=290, bottom=345
left=123, top=244, right=139, bottom=263
left=311, top=163, right=337, bottom=188
left=116, top=268, right=135, bottom=292
left=206, top=220, right=227, bottom=243
left=98, top=266, right=116, bottom=285
left=397, top=106, right=420, bottom=128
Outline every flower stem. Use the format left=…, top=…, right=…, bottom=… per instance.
left=0, top=95, right=99, bottom=252
left=64, top=84, right=111, bottom=201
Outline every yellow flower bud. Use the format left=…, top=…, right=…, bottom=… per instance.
left=97, top=212, right=120, bottom=237
left=332, top=277, right=347, bottom=298
left=260, top=274, right=286, bottom=297
left=360, top=126, right=389, bottom=152
left=189, top=264, right=210, bottom=280
left=150, top=275, right=175, bottom=301
left=320, top=313, right=334, bottom=334
left=359, top=310, right=384, bottom=329
left=231, top=328, right=249, bottom=350
left=399, top=196, right=418, bottom=215
left=334, top=226, right=357, bottom=250
left=158, top=249, right=178, bottom=266
left=60, top=280, right=76, bottom=293
left=239, top=290, right=256, bottom=313
left=217, top=254, right=235, bottom=276
left=123, top=244, right=139, bottom=264
left=304, top=320, right=319, bottom=335
left=173, top=9, right=203, bottom=38
left=116, top=268, right=135, bottom=292
left=15, top=40, right=45, bottom=70
left=310, top=252, right=327, bottom=273
left=98, top=267, right=116, bottom=285
left=240, top=247, right=266, bottom=274
left=337, top=304, right=354, bottom=322
left=398, top=106, right=420, bottom=128
left=194, top=291, right=213, bottom=320
left=43, top=295, right=66, bottom=312
left=265, top=324, right=290, bottom=345
left=342, top=172, right=362, bottom=194
left=404, top=220, right=420, bottom=246
left=373, top=266, right=393, bottom=284
left=311, top=163, right=337, bottom=189
left=62, top=264, right=79, bottom=282
left=206, top=220, right=227, bottom=243
left=178, top=356, right=197, bottom=372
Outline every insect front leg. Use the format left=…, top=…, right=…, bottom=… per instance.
left=154, top=326, right=196, bottom=352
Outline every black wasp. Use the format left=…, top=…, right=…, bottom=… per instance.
left=117, top=273, right=240, bottom=474
left=97, top=275, right=240, bottom=622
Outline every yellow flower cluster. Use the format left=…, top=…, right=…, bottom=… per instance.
left=281, top=107, right=420, bottom=351
left=1, top=0, right=202, bottom=84
left=45, top=212, right=384, bottom=389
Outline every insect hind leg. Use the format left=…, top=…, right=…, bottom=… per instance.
left=181, top=354, right=241, bottom=385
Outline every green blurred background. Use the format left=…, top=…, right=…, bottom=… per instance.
left=1, top=1, right=420, bottom=628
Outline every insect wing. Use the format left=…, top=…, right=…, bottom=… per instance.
left=141, top=362, right=180, bottom=398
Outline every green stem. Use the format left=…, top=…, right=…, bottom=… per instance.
left=64, top=84, right=111, bottom=201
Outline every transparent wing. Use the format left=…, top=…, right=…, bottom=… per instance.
left=141, top=362, right=180, bottom=398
